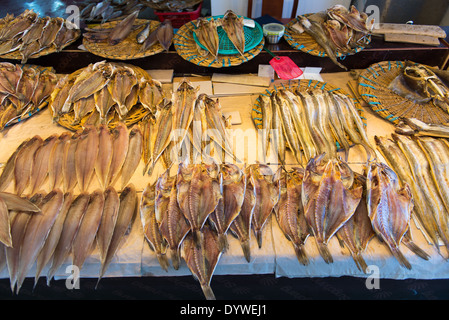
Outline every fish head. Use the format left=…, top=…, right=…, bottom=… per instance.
left=177, top=78, right=196, bottom=93
left=223, top=10, right=238, bottom=20
left=142, top=182, right=156, bottom=207
left=220, top=163, right=242, bottom=183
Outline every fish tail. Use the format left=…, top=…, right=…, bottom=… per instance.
left=218, top=233, right=229, bottom=253
left=255, top=230, right=263, bottom=249
left=157, top=253, right=170, bottom=272
left=293, top=244, right=310, bottom=266
left=352, top=252, right=368, bottom=273
left=241, top=239, right=251, bottom=263
left=404, top=241, right=430, bottom=261
left=170, top=248, right=181, bottom=270
left=390, top=246, right=412, bottom=270
left=317, top=242, right=333, bottom=264
left=201, top=284, right=216, bottom=300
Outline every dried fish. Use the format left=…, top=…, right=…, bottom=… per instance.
left=141, top=114, right=154, bottom=175
left=258, top=94, right=272, bottom=161
left=94, top=85, right=116, bottom=124
left=221, top=10, right=245, bottom=56
left=136, top=22, right=151, bottom=43
left=29, top=134, right=58, bottom=194
left=97, top=187, right=120, bottom=265
left=120, top=125, right=142, bottom=189
left=195, top=17, right=219, bottom=58
left=0, top=198, right=11, bottom=248
left=63, top=131, right=81, bottom=193
left=108, top=10, right=139, bottom=45
left=107, top=122, right=129, bottom=187
left=148, top=101, right=173, bottom=175
left=109, top=66, right=137, bottom=119
left=75, top=126, right=99, bottom=192
left=0, top=138, right=29, bottom=192
left=95, top=124, right=114, bottom=189
left=156, top=20, right=173, bottom=52
left=14, top=135, right=43, bottom=196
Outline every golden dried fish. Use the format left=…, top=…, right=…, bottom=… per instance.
left=29, top=134, right=58, bottom=195
left=141, top=115, right=154, bottom=175
left=109, top=66, right=137, bottom=119
left=249, top=163, right=279, bottom=248
left=63, top=131, right=81, bottom=193
left=257, top=94, right=272, bottom=161
left=0, top=63, right=22, bottom=96
left=75, top=126, right=100, bottom=192
left=366, top=162, right=414, bottom=269
left=50, top=75, right=73, bottom=122
left=229, top=167, right=255, bottom=262
left=0, top=198, right=11, bottom=248
left=221, top=10, right=245, bottom=56
left=34, top=192, right=73, bottom=286
left=141, top=181, right=169, bottom=271
left=96, top=187, right=120, bottom=266
left=209, top=164, right=246, bottom=252
left=326, top=5, right=372, bottom=34
left=21, top=16, right=50, bottom=47
left=72, top=189, right=105, bottom=269
left=139, top=79, right=164, bottom=113
left=94, top=85, right=116, bottom=124
left=273, top=167, right=310, bottom=265
left=13, top=66, right=39, bottom=113
left=108, top=10, right=139, bottom=45
left=95, top=124, right=113, bottom=189
left=158, top=171, right=190, bottom=270
left=48, top=132, right=72, bottom=191
left=107, top=122, right=129, bottom=187
left=302, top=156, right=362, bottom=263
left=15, top=189, right=63, bottom=294
left=0, top=192, right=41, bottom=213
left=14, top=135, right=43, bottom=196
left=72, top=94, right=96, bottom=125
left=336, top=173, right=374, bottom=272
left=98, top=184, right=137, bottom=283
left=270, top=92, right=286, bottom=164
left=177, top=162, right=221, bottom=248
left=0, top=10, right=38, bottom=41
left=120, top=125, right=143, bottom=189
left=148, top=101, right=173, bottom=175
left=46, top=192, right=90, bottom=285
left=0, top=138, right=30, bottom=192
left=397, top=118, right=449, bottom=138
left=195, top=17, right=219, bottom=58
left=0, top=104, right=16, bottom=130
left=183, top=225, right=222, bottom=300
left=29, top=70, right=58, bottom=113
left=156, top=20, right=173, bottom=52
left=39, top=17, right=64, bottom=49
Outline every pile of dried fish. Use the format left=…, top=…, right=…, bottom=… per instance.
left=289, top=5, right=373, bottom=69
left=388, top=63, right=449, bottom=113
left=139, top=0, right=203, bottom=12
left=254, top=87, right=374, bottom=165
left=0, top=10, right=81, bottom=63
left=143, top=79, right=238, bottom=175
left=79, top=0, right=144, bottom=23
left=0, top=63, right=58, bottom=130
left=140, top=162, right=278, bottom=299
left=194, top=10, right=245, bottom=58
left=396, top=117, right=449, bottom=138
left=0, top=185, right=137, bottom=294
left=0, top=123, right=143, bottom=196
left=376, top=134, right=449, bottom=259
left=50, top=61, right=164, bottom=127
left=137, top=20, right=173, bottom=52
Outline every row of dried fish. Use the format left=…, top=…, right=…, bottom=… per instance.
left=0, top=63, right=58, bottom=130
left=0, top=123, right=143, bottom=196
left=255, top=87, right=373, bottom=165
left=84, top=11, right=173, bottom=52
left=376, top=134, right=449, bottom=259
left=143, top=79, right=237, bottom=175
left=396, top=117, right=449, bottom=138
left=0, top=10, right=81, bottom=63
left=0, top=185, right=138, bottom=294
left=79, top=0, right=144, bottom=23
left=194, top=10, right=245, bottom=58
left=290, top=5, right=373, bottom=69
left=50, top=61, right=164, bottom=125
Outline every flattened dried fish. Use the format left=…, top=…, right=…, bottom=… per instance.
left=109, top=66, right=137, bottom=119
left=29, top=134, right=58, bottom=194
left=0, top=138, right=29, bottom=192
left=63, top=131, right=80, bottom=193
left=221, top=10, right=245, bottom=56
left=195, top=17, right=219, bottom=58
left=120, top=125, right=142, bottom=189
left=94, top=85, right=116, bottom=124
left=75, top=126, right=99, bottom=192
left=14, top=135, right=43, bottom=196
left=0, top=198, right=11, bottom=247
left=95, top=124, right=113, bottom=189
left=156, top=20, right=173, bottom=52
left=108, top=10, right=139, bottom=45
left=141, top=115, right=154, bottom=174
left=107, top=122, right=129, bottom=187
left=149, top=101, right=172, bottom=175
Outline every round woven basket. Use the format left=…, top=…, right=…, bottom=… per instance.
left=174, top=18, right=264, bottom=68
left=357, top=60, right=449, bottom=125
left=52, top=62, right=153, bottom=132
left=283, top=15, right=370, bottom=58
left=83, top=19, right=164, bottom=60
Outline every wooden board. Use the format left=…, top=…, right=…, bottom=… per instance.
left=372, top=23, right=447, bottom=38
left=211, top=73, right=271, bottom=87
left=384, top=33, right=440, bottom=46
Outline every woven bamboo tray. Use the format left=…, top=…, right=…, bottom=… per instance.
left=83, top=19, right=164, bottom=60
left=52, top=62, right=153, bottom=132
left=174, top=19, right=264, bottom=68
left=283, top=15, right=370, bottom=58
left=357, top=60, right=449, bottom=125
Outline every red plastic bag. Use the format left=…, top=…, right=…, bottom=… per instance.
left=269, top=56, right=303, bottom=80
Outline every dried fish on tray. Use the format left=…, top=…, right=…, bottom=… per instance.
left=0, top=10, right=81, bottom=63
left=139, top=0, right=203, bottom=12
left=50, top=61, right=164, bottom=131
left=251, top=80, right=373, bottom=166
left=0, top=63, right=58, bottom=131
left=79, top=0, right=144, bottom=24
left=358, top=61, right=449, bottom=125
left=284, top=5, right=373, bottom=70
left=83, top=16, right=171, bottom=60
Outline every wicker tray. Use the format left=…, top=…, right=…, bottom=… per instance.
left=174, top=18, right=264, bottom=68
left=83, top=19, right=164, bottom=60
left=357, top=61, right=449, bottom=125
left=283, top=15, right=370, bottom=58
left=52, top=62, right=153, bottom=132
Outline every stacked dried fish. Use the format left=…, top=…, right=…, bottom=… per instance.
left=376, top=134, right=449, bottom=259
left=290, top=5, right=373, bottom=69
left=0, top=185, right=137, bottom=293
left=139, top=0, right=203, bottom=12
left=0, top=10, right=81, bottom=63
left=79, top=0, right=144, bottom=23
left=0, top=63, right=58, bottom=130
left=50, top=61, right=163, bottom=127
left=0, top=124, right=143, bottom=195
left=254, top=87, right=374, bottom=165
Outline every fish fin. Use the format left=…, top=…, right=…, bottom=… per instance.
left=293, top=244, right=309, bottom=266
left=217, top=233, right=229, bottom=253
left=317, top=242, right=333, bottom=264
left=403, top=241, right=430, bottom=261
left=241, top=239, right=251, bottom=263
left=352, top=252, right=368, bottom=273
left=390, top=246, right=412, bottom=270
left=201, top=284, right=216, bottom=300
left=157, top=253, right=170, bottom=272
left=169, top=248, right=181, bottom=270
left=255, top=230, right=263, bottom=249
